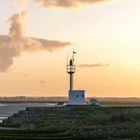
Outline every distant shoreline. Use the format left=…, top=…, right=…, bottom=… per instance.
left=0, top=101, right=60, bottom=103
left=0, top=97, right=140, bottom=105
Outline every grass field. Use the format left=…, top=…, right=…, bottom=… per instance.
left=1, top=106, right=140, bottom=139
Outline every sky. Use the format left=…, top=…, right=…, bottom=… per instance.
left=0, top=0, right=140, bottom=97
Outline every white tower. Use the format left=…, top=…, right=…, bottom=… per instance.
left=67, top=51, right=76, bottom=90
left=67, top=52, right=85, bottom=105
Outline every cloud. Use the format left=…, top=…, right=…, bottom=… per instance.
left=34, top=38, right=71, bottom=52
left=35, top=0, right=111, bottom=8
left=0, top=41, right=14, bottom=72
left=8, top=11, right=26, bottom=39
left=0, top=12, right=71, bottom=72
left=79, top=63, right=110, bottom=68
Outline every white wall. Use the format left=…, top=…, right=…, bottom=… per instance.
left=69, top=90, right=85, bottom=105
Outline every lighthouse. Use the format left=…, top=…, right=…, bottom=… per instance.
left=67, top=52, right=85, bottom=105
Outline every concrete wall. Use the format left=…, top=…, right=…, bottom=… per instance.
left=69, top=90, right=85, bottom=105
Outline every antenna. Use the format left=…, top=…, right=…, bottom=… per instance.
left=73, top=51, right=76, bottom=62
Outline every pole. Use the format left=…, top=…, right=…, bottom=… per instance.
left=70, top=73, right=73, bottom=91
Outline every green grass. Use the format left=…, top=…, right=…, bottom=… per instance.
left=1, top=106, right=140, bottom=139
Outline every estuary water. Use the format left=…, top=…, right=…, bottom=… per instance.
left=0, top=103, right=53, bottom=123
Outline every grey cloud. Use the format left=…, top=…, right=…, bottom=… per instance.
left=79, top=63, right=110, bottom=68
left=8, top=11, right=26, bottom=39
left=0, top=36, right=71, bottom=72
left=35, top=38, right=71, bottom=52
left=0, top=12, right=71, bottom=72
left=0, top=45, right=14, bottom=72
left=35, top=0, right=111, bottom=8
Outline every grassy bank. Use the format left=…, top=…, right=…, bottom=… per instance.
left=1, top=106, right=140, bottom=139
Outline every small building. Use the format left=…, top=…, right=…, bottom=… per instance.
left=69, top=90, right=85, bottom=105
left=89, top=98, right=99, bottom=105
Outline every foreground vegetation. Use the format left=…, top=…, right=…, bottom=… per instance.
left=1, top=106, right=140, bottom=139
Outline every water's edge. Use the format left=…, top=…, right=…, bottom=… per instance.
left=0, top=103, right=55, bottom=122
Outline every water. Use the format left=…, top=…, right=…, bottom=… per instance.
left=0, top=103, right=54, bottom=123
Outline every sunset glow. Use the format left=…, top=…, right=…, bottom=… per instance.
left=0, top=0, right=140, bottom=97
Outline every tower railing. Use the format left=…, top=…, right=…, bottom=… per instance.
left=67, top=65, right=76, bottom=74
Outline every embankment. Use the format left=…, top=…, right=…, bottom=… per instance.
left=1, top=106, right=140, bottom=139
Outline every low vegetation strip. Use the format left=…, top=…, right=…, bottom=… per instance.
left=0, top=130, right=71, bottom=140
